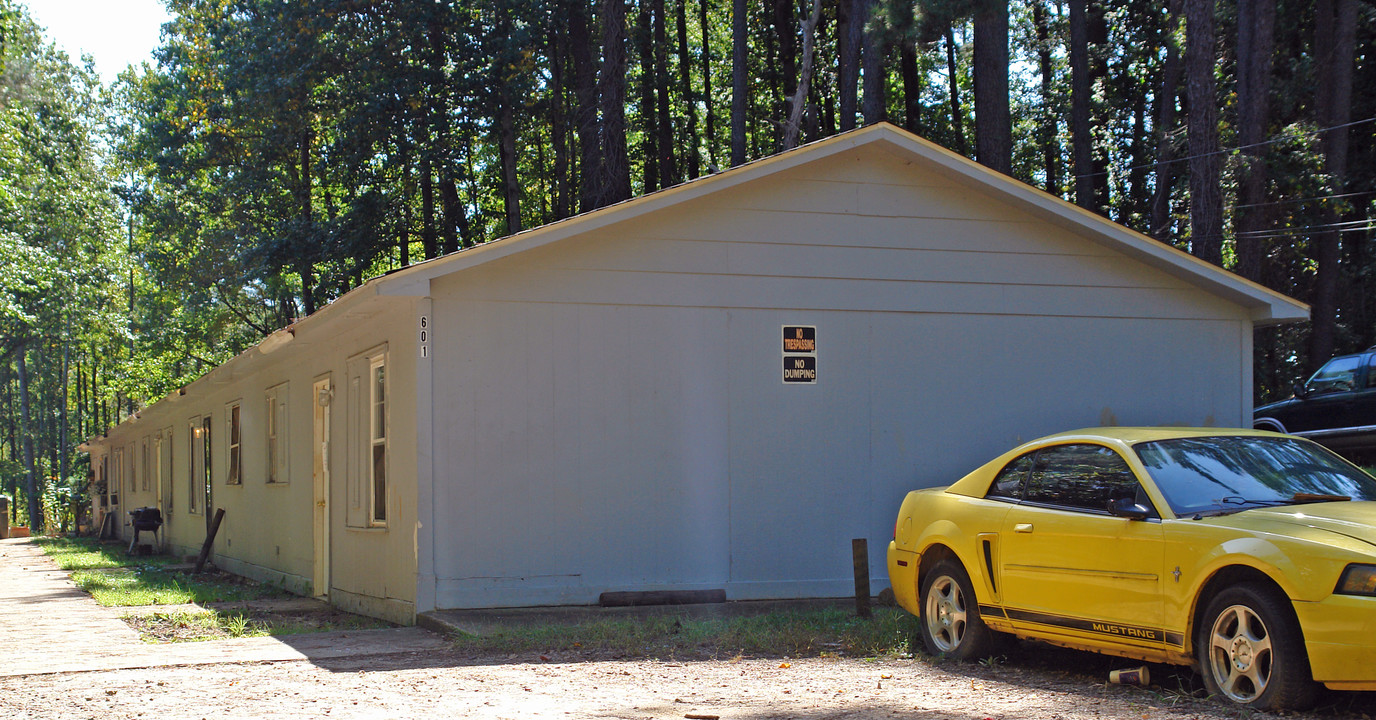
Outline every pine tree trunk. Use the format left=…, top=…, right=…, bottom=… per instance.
left=973, top=0, right=1011, bottom=173
left=1087, top=3, right=1110, bottom=211
left=1150, top=0, right=1183, bottom=241
left=731, top=0, right=748, bottom=165
left=900, top=41, right=921, bottom=134
left=700, top=0, right=718, bottom=167
left=297, top=129, right=316, bottom=317
left=637, top=0, right=660, bottom=191
left=428, top=18, right=461, bottom=255
left=1125, top=93, right=1148, bottom=223
left=1070, top=0, right=1094, bottom=210
left=783, top=0, right=823, bottom=149
left=497, top=97, right=523, bottom=234
left=18, top=349, right=38, bottom=532
left=1033, top=1, right=1058, bottom=193
left=59, top=317, right=69, bottom=490
left=676, top=0, right=701, bottom=178
left=838, top=0, right=861, bottom=131
left=1234, top=0, right=1275, bottom=282
left=568, top=0, right=602, bottom=213
left=599, top=0, right=633, bottom=205
left=773, top=0, right=799, bottom=132
left=1309, top=0, right=1357, bottom=367
left=653, top=0, right=677, bottom=184
left=1186, top=0, right=1222, bottom=265
left=421, top=154, right=438, bottom=259
left=551, top=25, right=572, bottom=220
left=399, top=142, right=412, bottom=266
left=944, top=29, right=967, bottom=156
left=860, top=0, right=886, bottom=125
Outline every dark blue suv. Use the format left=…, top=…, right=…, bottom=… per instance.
left=1254, top=348, right=1376, bottom=453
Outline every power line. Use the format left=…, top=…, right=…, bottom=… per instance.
left=1232, top=190, right=1376, bottom=211
left=1186, top=219, right=1376, bottom=243
left=1233, top=219, right=1376, bottom=240
left=1072, top=115, right=1376, bottom=180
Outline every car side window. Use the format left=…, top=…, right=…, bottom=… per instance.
left=1306, top=355, right=1361, bottom=394
left=1023, top=444, right=1142, bottom=513
left=987, top=453, right=1035, bottom=500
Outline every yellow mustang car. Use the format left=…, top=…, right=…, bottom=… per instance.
left=887, top=427, right=1376, bottom=710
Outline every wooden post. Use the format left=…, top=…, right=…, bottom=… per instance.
left=0, top=496, right=8, bottom=539
left=852, top=538, right=871, bottom=618
left=194, top=508, right=225, bottom=573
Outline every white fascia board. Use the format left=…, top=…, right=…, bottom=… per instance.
left=374, top=130, right=886, bottom=297
left=862, top=128, right=1310, bottom=325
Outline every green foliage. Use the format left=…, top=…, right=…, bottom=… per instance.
left=35, top=536, right=290, bottom=605
left=449, top=606, right=921, bottom=659
left=68, top=564, right=289, bottom=607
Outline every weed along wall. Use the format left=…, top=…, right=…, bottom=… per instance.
left=83, top=124, right=1307, bottom=624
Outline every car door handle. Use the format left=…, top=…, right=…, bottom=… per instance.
left=1014, top=523, right=1034, bottom=533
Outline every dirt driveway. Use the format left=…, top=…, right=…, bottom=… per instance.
left=8, top=639, right=1376, bottom=720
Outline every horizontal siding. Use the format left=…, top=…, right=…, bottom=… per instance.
left=440, top=265, right=1234, bottom=321
left=425, top=143, right=1254, bottom=610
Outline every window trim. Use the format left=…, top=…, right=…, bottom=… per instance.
left=110, top=447, right=123, bottom=507
left=187, top=416, right=202, bottom=515
left=141, top=437, right=151, bottom=492
left=368, top=354, right=387, bottom=526
left=226, top=402, right=243, bottom=486
left=990, top=443, right=1161, bottom=519
left=265, top=382, right=290, bottom=485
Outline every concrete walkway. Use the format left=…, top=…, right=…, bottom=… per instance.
left=0, top=537, right=448, bottom=677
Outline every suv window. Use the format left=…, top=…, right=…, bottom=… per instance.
left=987, top=453, right=1035, bottom=499
left=1023, top=444, right=1141, bottom=513
left=1306, top=355, right=1362, bottom=394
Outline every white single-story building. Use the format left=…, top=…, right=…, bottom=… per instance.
left=82, top=123, right=1308, bottom=625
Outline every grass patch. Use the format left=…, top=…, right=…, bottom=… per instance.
left=450, top=606, right=921, bottom=660
left=68, top=565, right=286, bottom=606
left=35, top=535, right=290, bottom=607
left=32, top=536, right=181, bottom=571
left=125, top=609, right=391, bottom=643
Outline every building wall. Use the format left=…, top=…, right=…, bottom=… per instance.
left=425, top=143, right=1253, bottom=608
left=89, top=294, right=422, bottom=624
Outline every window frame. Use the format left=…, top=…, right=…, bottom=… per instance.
left=1020, top=443, right=1153, bottom=517
left=226, top=402, right=242, bottom=486
left=187, top=416, right=202, bottom=515
left=265, top=382, right=290, bottom=485
left=110, top=447, right=123, bottom=507
left=141, top=437, right=151, bottom=492
left=986, top=452, right=1035, bottom=501
left=368, top=355, right=387, bottom=526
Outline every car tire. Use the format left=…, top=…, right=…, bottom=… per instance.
left=1196, top=584, right=1318, bottom=710
left=918, top=558, right=998, bottom=661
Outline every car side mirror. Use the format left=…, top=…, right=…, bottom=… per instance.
left=1293, top=381, right=1309, bottom=399
left=1109, top=497, right=1151, bottom=521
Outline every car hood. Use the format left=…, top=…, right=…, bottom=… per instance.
left=1215, top=501, right=1376, bottom=548
left=1254, top=396, right=1298, bottom=416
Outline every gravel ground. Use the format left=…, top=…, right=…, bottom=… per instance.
left=4, top=640, right=1374, bottom=720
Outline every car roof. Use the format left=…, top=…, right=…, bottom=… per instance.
left=944, top=426, right=1287, bottom=498
left=1033, top=426, right=1280, bottom=445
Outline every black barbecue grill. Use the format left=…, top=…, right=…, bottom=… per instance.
left=127, top=506, right=163, bottom=554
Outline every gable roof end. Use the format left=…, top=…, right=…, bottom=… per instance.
left=379, top=122, right=1305, bottom=325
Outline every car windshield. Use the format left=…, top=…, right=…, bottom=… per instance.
left=1134, top=435, right=1376, bottom=516
left=1305, top=355, right=1362, bottom=394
